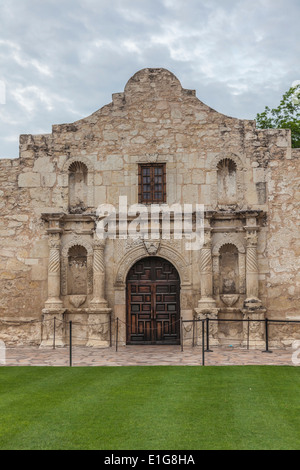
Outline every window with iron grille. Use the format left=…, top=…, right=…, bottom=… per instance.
left=138, top=164, right=166, bottom=204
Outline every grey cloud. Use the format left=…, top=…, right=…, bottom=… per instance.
left=0, top=0, right=299, bottom=157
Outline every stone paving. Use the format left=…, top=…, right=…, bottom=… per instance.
left=0, top=345, right=298, bottom=367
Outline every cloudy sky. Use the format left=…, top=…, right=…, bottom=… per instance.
left=0, top=0, right=299, bottom=158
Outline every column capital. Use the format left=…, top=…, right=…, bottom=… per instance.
left=245, top=231, right=258, bottom=248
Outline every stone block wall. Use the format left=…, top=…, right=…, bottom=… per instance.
left=0, top=68, right=299, bottom=347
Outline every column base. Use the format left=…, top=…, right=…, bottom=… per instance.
left=44, top=298, right=64, bottom=310
left=194, top=302, right=219, bottom=347
left=41, top=309, right=66, bottom=348
left=196, top=297, right=218, bottom=313
left=86, top=308, right=112, bottom=348
left=90, top=299, right=110, bottom=309
left=243, top=297, right=262, bottom=309
left=242, top=306, right=266, bottom=349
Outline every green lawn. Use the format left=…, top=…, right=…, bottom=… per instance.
left=0, top=366, right=299, bottom=450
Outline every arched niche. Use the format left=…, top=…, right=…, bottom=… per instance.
left=207, top=153, right=245, bottom=209
left=212, top=237, right=246, bottom=296
left=61, top=240, right=94, bottom=296
left=68, top=161, right=88, bottom=213
left=219, top=243, right=239, bottom=294
left=63, top=157, right=95, bottom=212
left=67, top=245, right=88, bottom=295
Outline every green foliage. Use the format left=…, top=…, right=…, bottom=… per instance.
left=256, top=84, right=300, bottom=148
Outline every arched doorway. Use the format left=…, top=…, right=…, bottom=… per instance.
left=126, top=257, right=181, bottom=345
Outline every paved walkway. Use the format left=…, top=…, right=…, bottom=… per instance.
left=1, top=345, right=298, bottom=367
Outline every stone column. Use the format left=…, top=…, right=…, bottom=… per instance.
left=242, top=217, right=266, bottom=348
left=195, top=221, right=218, bottom=312
left=45, top=234, right=63, bottom=309
left=88, top=236, right=112, bottom=347
left=194, top=219, right=219, bottom=345
left=41, top=232, right=65, bottom=348
left=244, top=220, right=261, bottom=306
left=90, top=238, right=108, bottom=308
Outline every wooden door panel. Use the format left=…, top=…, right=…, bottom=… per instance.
left=127, top=257, right=180, bottom=345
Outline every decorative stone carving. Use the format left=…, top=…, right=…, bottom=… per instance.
left=69, top=295, right=87, bottom=308
left=244, top=220, right=261, bottom=306
left=221, top=294, right=240, bottom=307
left=45, top=233, right=63, bottom=310
left=90, top=237, right=109, bottom=307
left=115, top=242, right=191, bottom=287
left=195, top=219, right=219, bottom=327
left=144, top=240, right=160, bottom=255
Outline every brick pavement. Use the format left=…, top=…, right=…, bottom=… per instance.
left=0, top=345, right=298, bottom=367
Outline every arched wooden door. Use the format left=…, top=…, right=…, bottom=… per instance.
left=126, top=257, right=181, bottom=345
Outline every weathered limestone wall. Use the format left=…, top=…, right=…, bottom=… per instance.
left=265, top=147, right=300, bottom=345
left=0, top=68, right=299, bottom=347
left=0, top=156, right=48, bottom=344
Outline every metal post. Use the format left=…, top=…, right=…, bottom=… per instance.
left=69, top=321, right=72, bottom=367
left=247, top=317, right=250, bottom=350
left=202, top=320, right=205, bottom=366
left=263, top=318, right=272, bottom=353
left=53, top=316, right=56, bottom=350
left=180, top=317, right=183, bottom=352
left=192, top=317, right=195, bottom=348
left=116, top=317, right=119, bottom=352
left=109, top=316, right=112, bottom=348
left=206, top=317, right=213, bottom=352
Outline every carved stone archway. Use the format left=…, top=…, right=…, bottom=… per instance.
left=114, top=241, right=191, bottom=288
left=113, top=240, right=192, bottom=346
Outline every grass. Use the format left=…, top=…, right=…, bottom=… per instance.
left=0, top=366, right=299, bottom=450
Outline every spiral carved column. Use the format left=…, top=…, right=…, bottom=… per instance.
left=194, top=221, right=219, bottom=345
left=199, top=245, right=214, bottom=299
left=242, top=220, right=266, bottom=349
left=90, top=238, right=108, bottom=307
left=88, top=236, right=112, bottom=347
left=45, top=234, right=63, bottom=309
left=42, top=232, right=65, bottom=348
left=245, top=231, right=260, bottom=304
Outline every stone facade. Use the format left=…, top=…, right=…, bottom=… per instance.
left=0, top=68, right=299, bottom=348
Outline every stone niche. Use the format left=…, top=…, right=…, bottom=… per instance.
left=67, top=245, right=88, bottom=295
left=219, top=243, right=239, bottom=300
left=68, top=161, right=88, bottom=213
